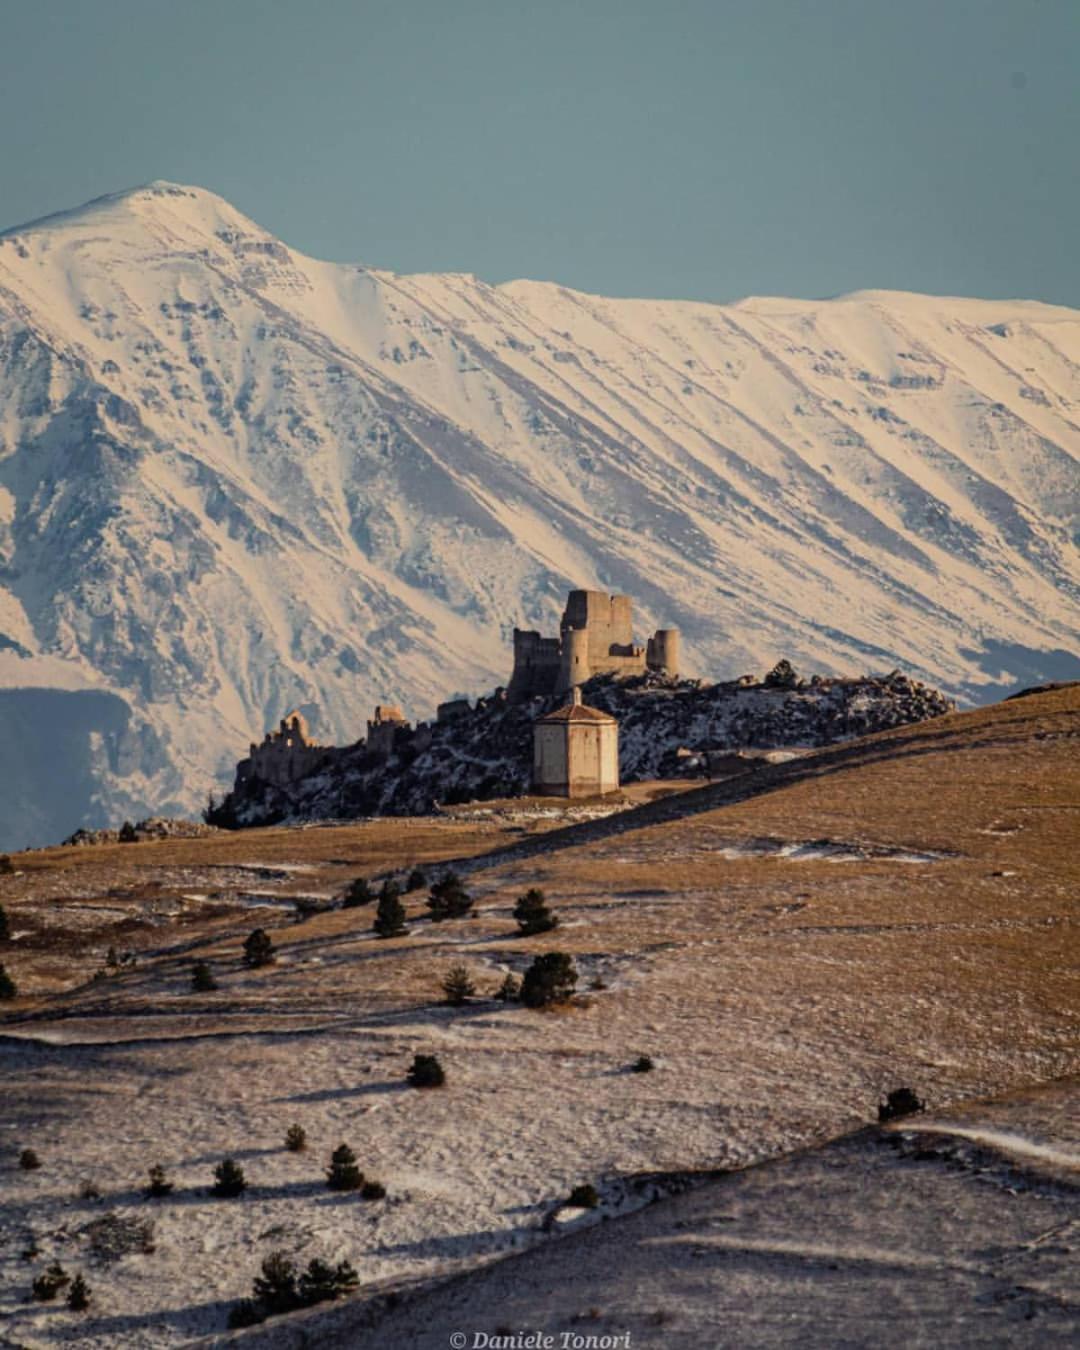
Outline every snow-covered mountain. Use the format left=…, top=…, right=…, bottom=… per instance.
left=0, top=181, right=1077, bottom=849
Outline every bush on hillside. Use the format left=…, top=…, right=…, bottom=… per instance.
left=513, top=888, right=558, bottom=936
left=878, top=1087, right=925, bottom=1122
left=145, top=1164, right=174, bottom=1198
left=342, top=877, right=375, bottom=908
left=567, top=1183, right=600, bottom=1209
left=19, top=1148, right=40, bottom=1170
left=285, top=1124, right=307, bottom=1153
left=325, top=1143, right=363, bottom=1192
left=495, top=973, right=520, bottom=1002
left=31, top=1263, right=70, bottom=1302
left=0, top=963, right=16, bottom=1000
left=441, top=963, right=476, bottom=1006
left=190, top=960, right=217, bottom=992
left=373, top=885, right=408, bottom=938
left=243, top=928, right=275, bottom=967
left=67, top=1273, right=91, bottom=1311
left=520, top=952, right=578, bottom=1008
left=426, top=872, right=473, bottom=921
left=0, top=902, right=10, bottom=941
left=211, top=1158, right=247, bottom=1198
left=405, top=867, right=428, bottom=892
left=407, top=1053, right=445, bottom=1088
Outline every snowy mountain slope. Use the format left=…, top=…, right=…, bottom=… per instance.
left=0, top=181, right=1077, bottom=847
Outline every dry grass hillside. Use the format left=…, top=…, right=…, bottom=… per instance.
left=0, top=688, right=1077, bottom=1347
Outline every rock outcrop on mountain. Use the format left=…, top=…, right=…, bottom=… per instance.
left=0, top=182, right=1077, bottom=847
left=212, top=669, right=954, bottom=827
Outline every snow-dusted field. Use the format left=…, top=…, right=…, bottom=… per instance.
left=0, top=689, right=1076, bottom=1346
left=0, top=181, right=1078, bottom=845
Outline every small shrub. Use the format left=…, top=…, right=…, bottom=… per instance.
left=0, top=854, right=13, bottom=875
left=118, top=820, right=138, bottom=843
left=630, top=1055, right=655, bottom=1073
left=514, top=888, right=558, bottom=936
left=67, top=1274, right=91, bottom=1311
left=426, top=872, right=473, bottom=921
left=878, top=1087, right=925, bottom=1122
left=405, top=867, right=427, bottom=893
left=0, top=963, right=17, bottom=1000
left=407, top=1053, right=445, bottom=1089
left=342, top=877, right=375, bottom=908
left=211, top=1158, right=247, bottom=1198
left=763, top=658, right=799, bottom=689
left=567, top=1183, right=600, bottom=1209
left=243, top=928, right=275, bottom=967
left=146, top=1164, right=174, bottom=1198
left=520, top=952, right=578, bottom=1008
left=228, top=1299, right=263, bottom=1330
left=373, top=885, right=407, bottom=939
left=190, top=960, right=217, bottom=992
left=82, top=1210, right=156, bottom=1262
left=285, top=1124, right=307, bottom=1153
left=495, top=973, right=520, bottom=1002
left=19, top=1148, right=41, bottom=1170
left=326, top=1143, right=363, bottom=1192
left=31, top=1262, right=70, bottom=1302
left=297, top=1257, right=358, bottom=1306
left=252, top=1250, right=300, bottom=1316
left=360, top=1179, right=386, bottom=1201
left=441, top=963, right=476, bottom=1006
left=0, top=902, right=10, bottom=941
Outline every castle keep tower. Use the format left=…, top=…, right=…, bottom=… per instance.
left=532, top=687, right=619, bottom=798
left=508, top=589, right=679, bottom=702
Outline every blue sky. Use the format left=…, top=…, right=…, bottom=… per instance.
left=2, top=0, right=1078, bottom=305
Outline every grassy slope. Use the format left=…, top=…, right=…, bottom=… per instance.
left=0, top=690, right=1076, bottom=1346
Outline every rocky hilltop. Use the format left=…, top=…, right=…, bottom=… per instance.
left=213, top=666, right=953, bottom=827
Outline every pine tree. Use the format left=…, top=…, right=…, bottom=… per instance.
left=243, top=928, right=275, bottom=967
left=0, top=902, right=10, bottom=941
left=495, top=972, right=520, bottom=1002
left=326, top=1143, right=363, bottom=1191
left=441, top=964, right=476, bottom=1006
left=0, top=963, right=16, bottom=1000
left=31, top=1263, right=69, bottom=1301
left=342, top=877, right=375, bottom=908
left=285, top=1124, right=307, bottom=1152
left=764, top=658, right=799, bottom=689
left=426, top=871, right=473, bottom=921
left=211, top=1158, right=247, bottom=1197
left=513, top=888, right=558, bottom=936
left=67, top=1274, right=91, bottom=1311
left=118, top=820, right=138, bottom=843
left=146, top=1164, right=174, bottom=1198
left=252, top=1250, right=300, bottom=1315
left=373, top=885, right=407, bottom=939
left=407, top=1053, right=446, bottom=1088
left=567, top=1183, right=600, bottom=1209
left=520, top=952, right=578, bottom=1008
left=190, top=960, right=217, bottom=992
left=298, top=1257, right=359, bottom=1306
left=19, top=1147, right=40, bottom=1170
left=405, top=867, right=428, bottom=893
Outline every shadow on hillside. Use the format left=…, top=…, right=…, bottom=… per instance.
left=276, top=1079, right=410, bottom=1104
left=48, top=1296, right=235, bottom=1343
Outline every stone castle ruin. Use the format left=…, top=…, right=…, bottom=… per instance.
left=236, top=710, right=329, bottom=790
left=508, top=589, right=679, bottom=703
left=229, top=588, right=678, bottom=804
